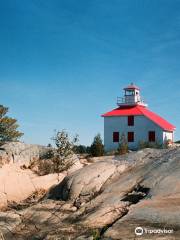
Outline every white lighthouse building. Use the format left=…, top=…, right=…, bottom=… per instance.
left=102, top=83, right=175, bottom=151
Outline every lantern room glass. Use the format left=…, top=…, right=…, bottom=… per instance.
left=125, top=90, right=135, bottom=96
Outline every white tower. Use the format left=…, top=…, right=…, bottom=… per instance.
left=117, top=83, right=147, bottom=107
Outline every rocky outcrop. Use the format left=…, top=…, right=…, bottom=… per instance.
left=104, top=147, right=180, bottom=239
left=0, top=163, right=66, bottom=209
left=49, top=147, right=180, bottom=238
left=0, top=142, right=83, bottom=210
left=0, top=142, right=49, bottom=167
left=47, top=159, right=128, bottom=204
left=47, top=148, right=158, bottom=204
left=0, top=147, right=180, bottom=240
left=0, top=199, right=87, bottom=240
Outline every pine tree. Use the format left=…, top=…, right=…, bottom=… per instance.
left=0, top=105, right=23, bottom=145
left=90, top=133, right=104, bottom=157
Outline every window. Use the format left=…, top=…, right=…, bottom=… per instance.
left=128, top=132, right=134, bottom=142
left=125, top=90, right=135, bottom=96
left=113, top=132, right=119, bottom=142
left=128, top=116, right=134, bottom=126
left=149, top=131, right=155, bottom=142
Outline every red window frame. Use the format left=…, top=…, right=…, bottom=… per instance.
left=149, top=131, right=155, bottom=142
left=128, top=132, right=134, bottom=142
left=128, top=116, right=134, bottom=126
left=113, top=132, right=119, bottom=142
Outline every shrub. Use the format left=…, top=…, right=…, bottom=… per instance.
left=138, top=140, right=163, bottom=149
left=86, top=146, right=91, bottom=154
left=40, top=148, right=54, bottom=160
left=73, top=144, right=88, bottom=154
left=117, top=133, right=128, bottom=155
left=34, top=130, right=79, bottom=175
left=51, top=130, right=79, bottom=173
left=90, top=134, right=104, bottom=157
left=37, top=158, right=55, bottom=175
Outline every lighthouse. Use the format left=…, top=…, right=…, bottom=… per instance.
left=117, top=83, right=147, bottom=107
left=102, top=83, right=175, bottom=151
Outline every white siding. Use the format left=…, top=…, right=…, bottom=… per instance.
left=125, top=90, right=140, bottom=103
left=104, top=115, right=163, bottom=151
left=163, top=131, right=173, bottom=142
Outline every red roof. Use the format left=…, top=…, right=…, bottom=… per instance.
left=102, top=105, right=175, bottom=131
left=124, top=84, right=140, bottom=90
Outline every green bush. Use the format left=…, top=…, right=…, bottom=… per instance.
left=117, top=133, right=128, bottom=155
left=138, top=140, right=163, bottom=149
left=90, top=133, right=104, bottom=157
left=36, top=130, right=79, bottom=175
left=73, top=144, right=88, bottom=154
left=51, top=130, right=79, bottom=172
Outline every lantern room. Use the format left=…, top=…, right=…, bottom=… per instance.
left=117, top=83, right=147, bottom=107
left=124, top=83, right=140, bottom=105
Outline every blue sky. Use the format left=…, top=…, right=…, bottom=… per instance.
left=0, top=0, right=180, bottom=145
